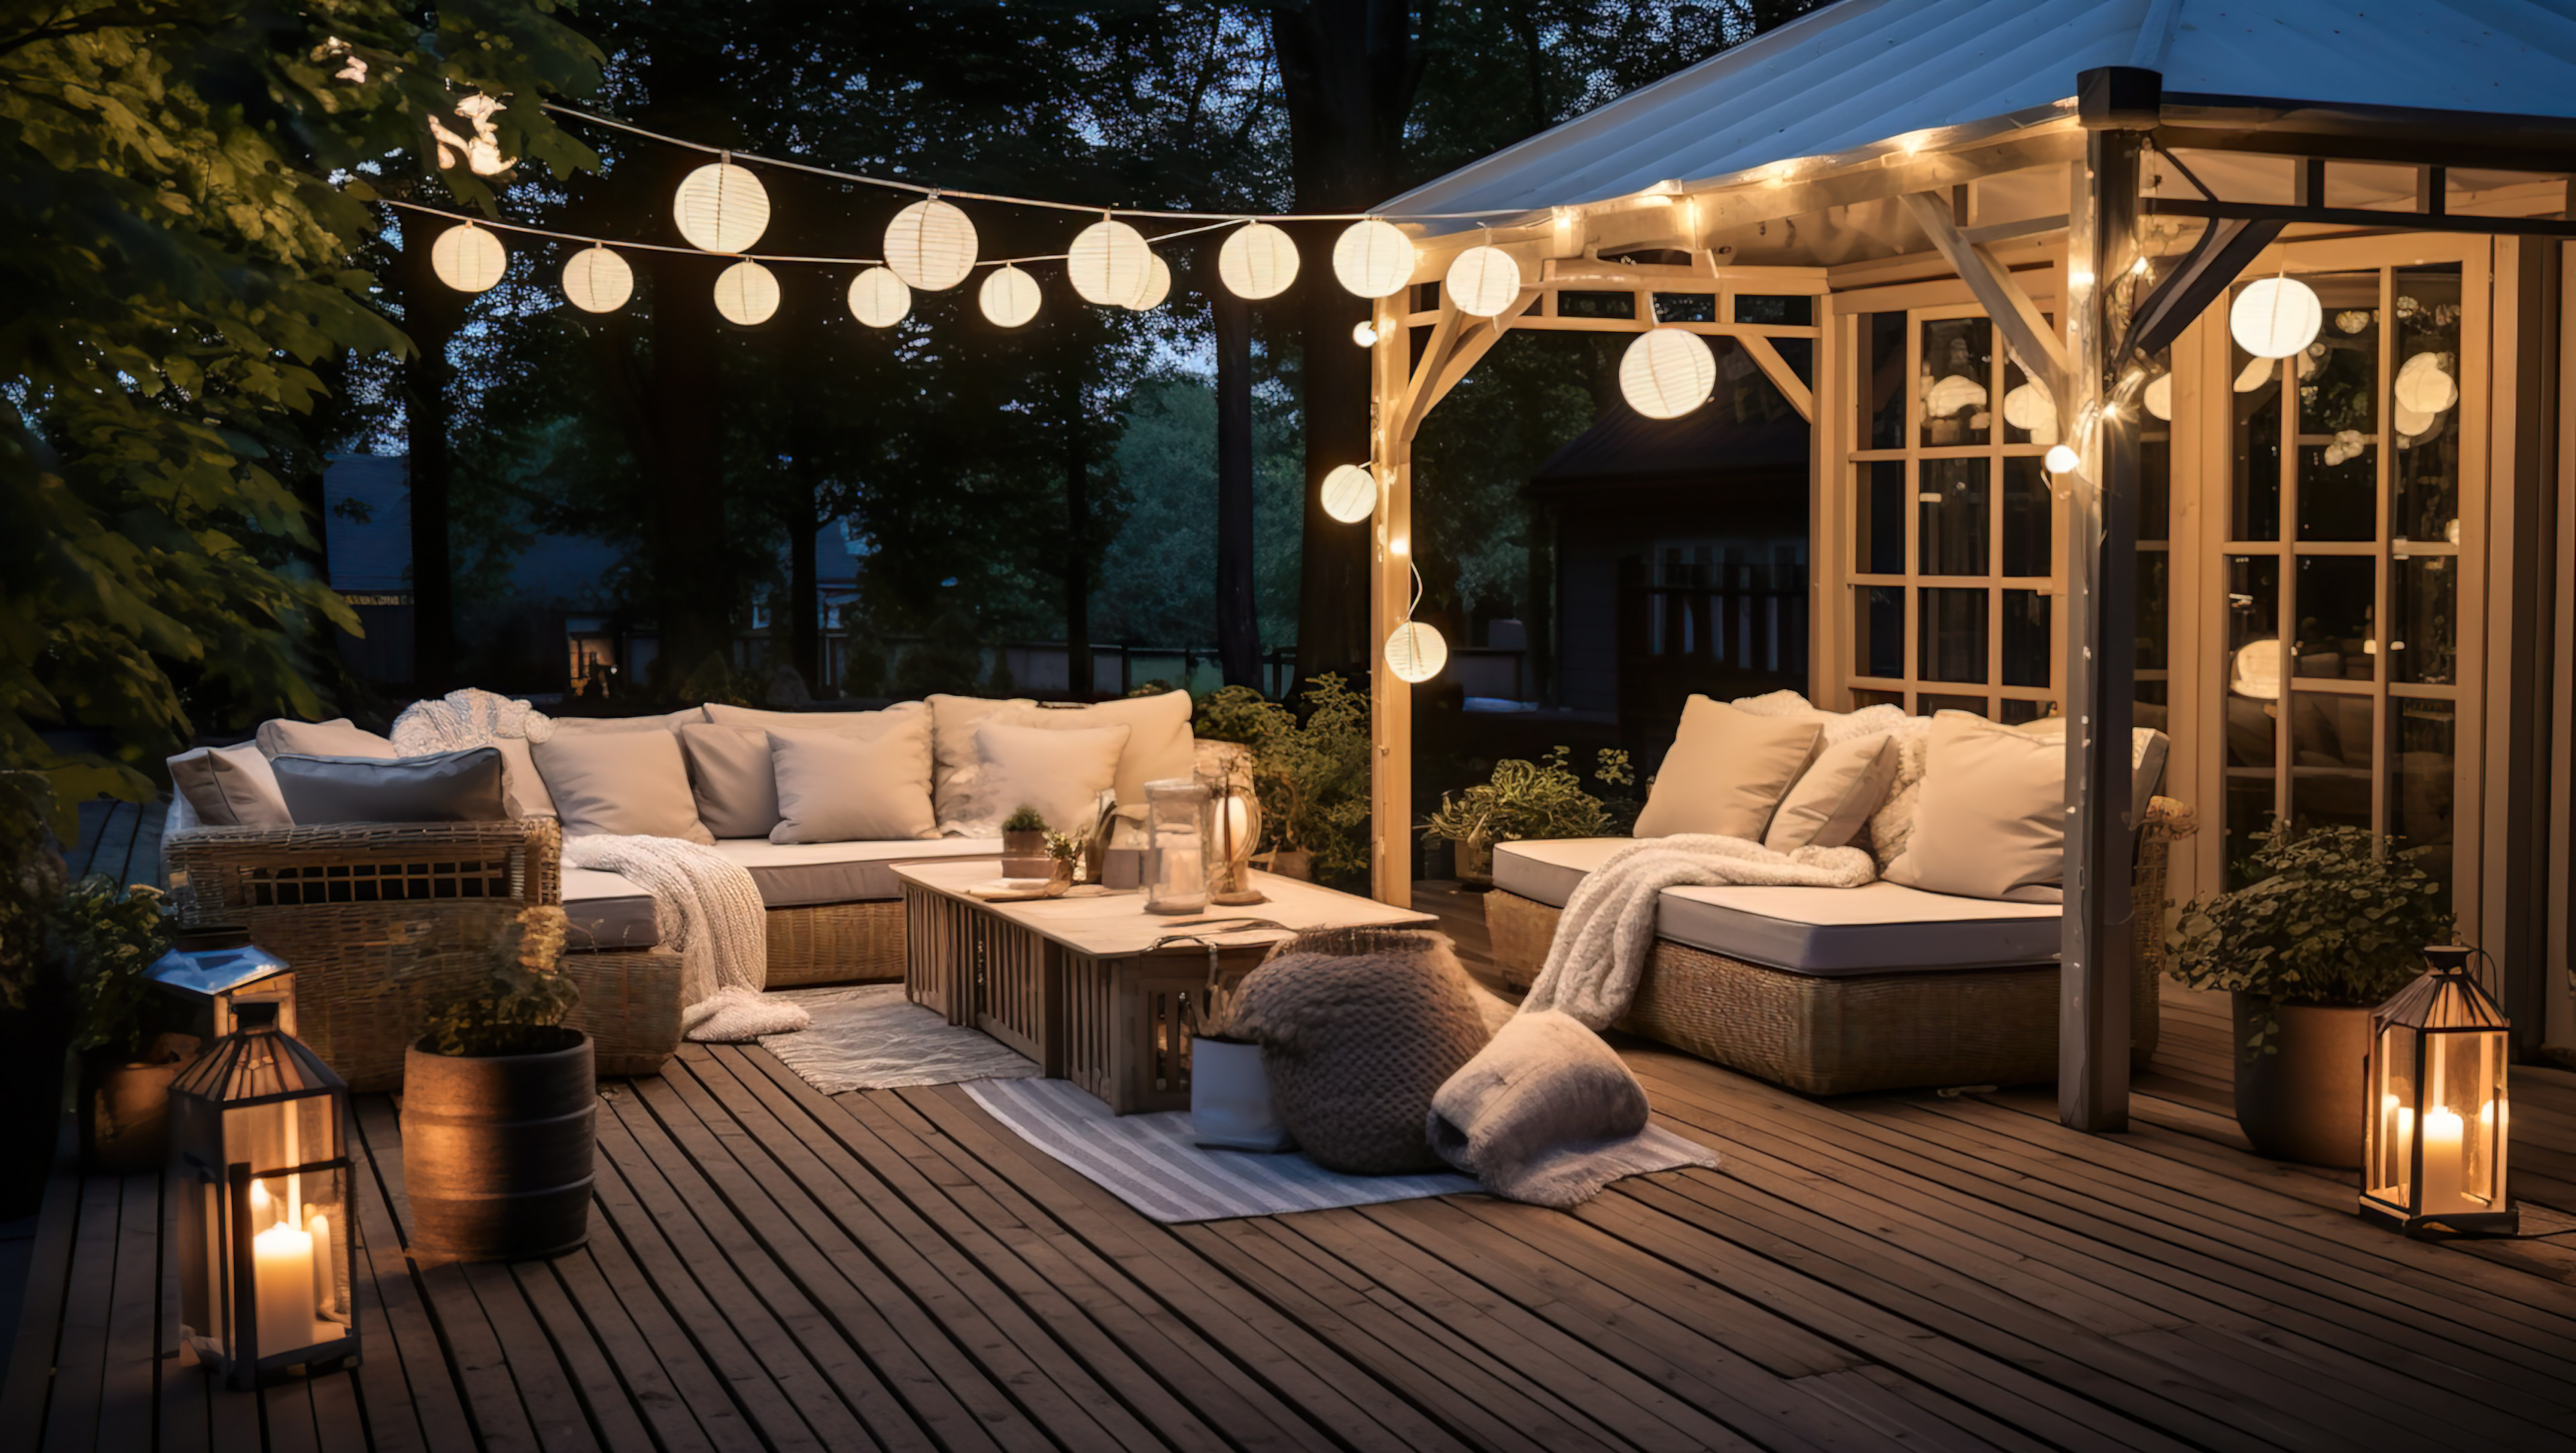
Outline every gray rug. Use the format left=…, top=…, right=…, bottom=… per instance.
left=760, top=984, right=1040, bottom=1092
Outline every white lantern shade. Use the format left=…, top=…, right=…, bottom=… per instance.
left=2044, top=443, right=2080, bottom=475
left=885, top=199, right=978, bottom=290
left=560, top=246, right=632, bottom=313
left=2231, top=275, right=2322, bottom=359
left=674, top=162, right=769, bottom=254
left=2394, top=352, right=2459, bottom=415
left=430, top=225, right=506, bottom=293
left=1218, top=222, right=1299, bottom=300
left=1320, top=464, right=1375, bottom=523
left=1384, top=621, right=1448, bottom=683
left=2394, top=400, right=2436, bottom=437
left=1618, top=328, right=1716, bottom=420
left=2142, top=373, right=2173, bottom=422
left=848, top=266, right=910, bottom=328
left=1070, top=218, right=1153, bottom=306
left=1445, top=246, right=1521, bottom=317
left=2001, top=378, right=2053, bottom=431
left=713, top=260, right=780, bottom=325
left=1332, top=219, right=1415, bottom=299
left=1351, top=321, right=1379, bottom=347
left=979, top=265, right=1040, bottom=327
left=1124, top=253, right=1172, bottom=311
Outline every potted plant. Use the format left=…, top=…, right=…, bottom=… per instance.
left=1194, top=678, right=1372, bottom=886
left=1000, top=804, right=1051, bottom=877
left=57, top=874, right=195, bottom=1172
left=1187, top=971, right=1289, bottom=1152
left=1042, top=828, right=1084, bottom=889
left=401, top=906, right=595, bottom=1262
left=2168, top=824, right=2453, bottom=1167
left=1422, top=747, right=1633, bottom=889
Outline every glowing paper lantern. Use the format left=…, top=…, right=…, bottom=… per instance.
left=1332, top=219, right=1415, bottom=299
left=1445, top=246, right=1521, bottom=317
left=2231, top=275, right=2322, bottom=360
left=1124, top=253, right=1172, bottom=311
left=1923, top=373, right=1987, bottom=419
left=885, top=199, right=978, bottom=290
left=1320, top=464, right=1375, bottom=523
left=2394, top=352, right=2459, bottom=415
left=1617, top=328, right=1716, bottom=419
left=979, top=265, right=1040, bottom=327
left=2044, top=443, right=2080, bottom=476
left=2142, top=373, right=2173, bottom=422
left=1219, top=222, right=1299, bottom=300
left=848, top=267, right=910, bottom=328
left=1069, top=217, right=1152, bottom=306
left=430, top=225, right=506, bottom=293
left=2394, top=400, right=2436, bottom=437
left=1351, top=321, right=1379, bottom=347
left=1384, top=621, right=1448, bottom=683
left=561, top=246, right=632, bottom=313
left=713, top=260, right=780, bottom=325
left=674, top=161, right=769, bottom=254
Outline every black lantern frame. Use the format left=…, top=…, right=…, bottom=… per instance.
left=2359, top=946, right=2516, bottom=1234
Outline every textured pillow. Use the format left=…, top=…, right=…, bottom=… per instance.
left=767, top=718, right=940, bottom=843
left=532, top=729, right=714, bottom=843
left=1631, top=695, right=1823, bottom=841
left=271, top=749, right=508, bottom=824
left=1884, top=712, right=2069, bottom=902
left=2012, top=716, right=2170, bottom=824
left=1764, top=735, right=1898, bottom=852
left=992, top=690, right=1195, bottom=808
left=256, top=717, right=398, bottom=761
left=973, top=721, right=1127, bottom=837
left=926, top=694, right=1036, bottom=826
left=167, top=743, right=291, bottom=828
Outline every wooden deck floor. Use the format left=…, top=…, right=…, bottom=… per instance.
left=12, top=825, right=2576, bottom=1450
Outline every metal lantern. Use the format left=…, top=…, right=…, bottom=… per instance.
left=170, top=1001, right=358, bottom=1387
left=1142, top=777, right=1214, bottom=915
left=2359, top=945, right=2516, bottom=1234
left=1200, top=755, right=1266, bottom=908
left=147, top=924, right=294, bottom=1043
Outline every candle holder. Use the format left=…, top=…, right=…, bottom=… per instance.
left=169, top=1000, right=359, bottom=1387
left=2359, top=944, right=2516, bottom=1235
left=1200, top=755, right=1267, bottom=908
left=1142, top=778, right=1212, bottom=915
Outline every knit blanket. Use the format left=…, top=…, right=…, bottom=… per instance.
left=562, top=835, right=809, bottom=1041
left=391, top=686, right=554, bottom=752
left=1519, top=835, right=1877, bottom=1029
left=1428, top=1009, right=1718, bottom=1207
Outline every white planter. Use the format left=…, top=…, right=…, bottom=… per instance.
left=1190, top=1037, right=1291, bottom=1152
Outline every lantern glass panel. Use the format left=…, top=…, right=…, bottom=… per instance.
left=2369, top=1023, right=2418, bottom=1199
left=1144, top=779, right=1213, bottom=915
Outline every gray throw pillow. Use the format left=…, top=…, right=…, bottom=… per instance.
left=271, top=749, right=508, bottom=825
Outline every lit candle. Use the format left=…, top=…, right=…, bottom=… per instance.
left=253, top=1218, right=318, bottom=1348
left=2422, top=1106, right=2466, bottom=1211
left=2379, top=1095, right=2412, bottom=1194
left=307, top=1207, right=337, bottom=1322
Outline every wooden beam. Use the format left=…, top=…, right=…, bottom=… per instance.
left=1369, top=290, right=1414, bottom=908
left=1736, top=335, right=1815, bottom=423
left=2149, top=197, right=2576, bottom=239
left=1899, top=191, right=2072, bottom=405
left=1394, top=305, right=1466, bottom=443
left=2119, top=216, right=2283, bottom=362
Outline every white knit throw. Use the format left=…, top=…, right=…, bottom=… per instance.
left=561, top=834, right=809, bottom=1041
left=1518, top=835, right=1877, bottom=1030
left=390, top=686, right=554, bottom=753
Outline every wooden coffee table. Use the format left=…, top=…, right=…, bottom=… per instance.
left=895, top=861, right=1435, bottom=1112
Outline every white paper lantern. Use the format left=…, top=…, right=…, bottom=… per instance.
left=2394, top=352, right=2459, bottom=415
left=979, top=264, right=1040, bottom=327
left=1332, top=219, right=1415, bottom=299
left=884, top=199, right=978, bottom=290
left=1320, top=464, right=1375, bottom=523
left=1351, top=321, right=1379, bottom=347
left=2394, top=400, right=2436, bottom=437
left=560, top=245, right=632, bottom=313
left=1923, top=373, right=1987, bottom=419
left=2044, top=443, right=2080, bottom=475
left=713, top=260, right=780, bottom=325
left=1218, top=222, right=1299, bottom=300
left=1445, top=245, right=1521, bottom=317
left=674, top=161, right=769, bottom=254
left=1384, top=621, right=1448, bottom=683
left=430, top=224, right=506, bottom=293
left=1617, top=329, right=1715, bottom=420
left=848, top=266, right=910, bottom=328
left=1069, top=217, right=1152, bottom=306
left=2142, top=372, right=2173, bottom=422
left=2001, top=379, right=2051, bottom=431
left=2231, top=275, right=2322, bottom=360
left=1124, top=253, right=1172, bottom=311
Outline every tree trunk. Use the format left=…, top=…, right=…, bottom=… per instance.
left=1063, top=366, right=1093, bottom=698
left=638, top=246, right=734, bottom=684
left=1213, top=287, right=1260, bottom=688
left=394, top=225, right=463, bottom=692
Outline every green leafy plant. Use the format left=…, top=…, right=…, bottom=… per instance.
left=1195, top=678, right=1372, bottom=883
left=1423, top=747, right=1636, bottom=852
left=2168, top=824, right=2455, bottom=1056
left=54, top=875, right=174, bottom=1061
left=425, top=908, right=582, bottom=1057
left=1042, top=829, right=1084, bottom=863
left=1003, top=804, right=1049, bottom=835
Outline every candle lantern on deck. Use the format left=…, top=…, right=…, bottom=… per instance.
left=1200, top=752, right=1267, bottom=908
left=147, top=925, right=294, bottom=1044
left=1143, top=777, right=1213, bottom=915
left=2359, top=945, right=2516, bottom=1234
left=170, top=1001, right=358, bottom=1387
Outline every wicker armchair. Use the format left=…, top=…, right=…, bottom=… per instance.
left=162, top=818, right=682, bottom=1091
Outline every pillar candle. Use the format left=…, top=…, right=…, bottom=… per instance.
left=253, top=1220, right=317, bottom=1348
left=2421, top=1106, right=2466, bottom=1211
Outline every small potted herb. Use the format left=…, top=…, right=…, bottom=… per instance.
left=1000, top=804, right=1051, bottom=877
left=1042, top=828, right=1084, bottom=889
left=57, top=875, right=192, bottom=1172
left=1421, top=747, right=1633, bottom=888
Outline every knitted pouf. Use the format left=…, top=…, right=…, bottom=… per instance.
left=1228, top=927, right=1492, bottom=1175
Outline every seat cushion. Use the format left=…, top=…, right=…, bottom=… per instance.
left=562, top=866, right=662, bottom=949
left=1491, top=838, right=2060, bottom=975
left=707, top=837, right=1004, bottom=907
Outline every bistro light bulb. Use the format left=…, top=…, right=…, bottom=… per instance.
left=2044, top=443, right=2080, bottom=476
left=1321, top=464, right=1375, bottom=523
left=1124, top=252, right=1172, bottom=311
left=2231, top=274, right=2322, bottom=360
left=1446, top=245, right=1521, bottom=317
left=713, top=260, right=780, bottom=325
left=1069, top=217, right=1153, bottom=306
left=561, top=245, right=632, bottom=313
left=1332, top=218, right=1415, bottom=298
left=1219, top=221, right=1299, bottom=299
left=674, top=160, right=769, bottom=254
left=884, top=198, right=978, bottom=290
left=1618, top=328, right=1716, bottom=419
left=847, top=266, right=910, bottom=328
left=979, top=264, right=1041, bottom=327
left=2143, top=372, right=2174, bottom=421
left=1352, top=320, right=1379, bottom=347
left=431, top=224, right=506, bottom=293
left=1385, top=621, right=1448, bottom=683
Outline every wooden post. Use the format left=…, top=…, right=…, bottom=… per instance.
left=1371, top=290, right=1414, bottom=907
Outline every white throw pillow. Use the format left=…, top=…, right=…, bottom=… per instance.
left=1884, top=712, right=2069, bottom=902
left=767, top=717, right=939, bottom=843
left=256, top=718, right=398, bottom=761
left=1764, top=735, right=1898, bottom=853
left=166, top=743, right=291, bottom=828
left=532, top=729, right=714, bottom=843
left=973, top=721, right=1128, bottom=838
left=992, top=690, right=1195, bottom=808
left=1631, top=696, right=1823, bottom=842
left=2011, top=715, right=2170, bottom=824
left=704, top=700, right=926, bottom=733
left=684, top=706, right=925, bottom=839
left=926, top=694, right=1036, bottom=826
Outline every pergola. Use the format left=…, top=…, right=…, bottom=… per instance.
left=1364, top=0, right=2576, bottom=1128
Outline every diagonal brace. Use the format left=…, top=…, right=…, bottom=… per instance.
left=1902, top=190, right=2071, bottom=405
left=2118, top=216, right=2285, bottom=363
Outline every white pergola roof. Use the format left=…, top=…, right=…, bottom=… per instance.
left=1381, top=0, right=2576, bottom=221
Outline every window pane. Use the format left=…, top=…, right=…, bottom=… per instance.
left=1863, top=312, right=1906, bottom=450
left=2002, top=340, right=2056, bottom=447
left=2001, top=590, right=2050, bottom=688
left=2231, top=326, right=2284, bottom=542
left=1919, top=458, right=1988, bottom=576
left=1919, top=587, right=1988, bottom=684
left=2290, top=690, right=2374, bottom=832
left=2296, top=273, right=2380, bottom=541
left=1921, top=693, right=1988, bottom=718
left=2001, top=455, right=2051, bottom=577
left=2137, top=547, right=2169, bottom=672
left=1856, top=462, right=1906, bottom=574
left=1735, top=295, right=1813, bottom=326
left=2293, top=555, right=2376, bottom=681
left=2393, top=555, right=2457, bottom=686
left=1650, top=292, right=1715, bottom=323
left=2222, top=555, right=2282, bottom=886
left=2387, top=699, right=2457, bottom=898
left=1854, top=586, right=1903, bottom=680
left=1920, top=317, right=1993, bottom=448
left=2393, top=267, right=2463, bottom=545
left=1850, top=687, right=1905, bottom=710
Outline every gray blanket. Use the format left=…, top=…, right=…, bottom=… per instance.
left=1426, top=1010, right=1717, bottom=1208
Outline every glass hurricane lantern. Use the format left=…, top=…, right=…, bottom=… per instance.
left=2359, top=945, right=2516, bottom=1234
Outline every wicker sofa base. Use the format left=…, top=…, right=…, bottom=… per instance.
left=764, top=899, right=906, bottom=987
left=1482, top=890, right=2160, bottom=1097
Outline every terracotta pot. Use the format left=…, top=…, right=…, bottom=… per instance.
left=400, top=1031, right=595, bottom=1262
left=1002, top=828, right=1046, bottom=858
left=78, top=1053, right=182, bottom=1173
left=2231, top=993, right=2371, bottom=1169
left=1191, top=1038, right=1291, bottom=1151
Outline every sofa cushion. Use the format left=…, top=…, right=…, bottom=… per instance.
left=256, top=717, right=398, bottom=761
left=993, top=690, right=1195, bottom=808
left=546, top=708, right=705, bottom=735
left=535, top=729, right=715, bottom=844
left=1631, top=695, right=1822, bottom=841
left=971, top=720, right=1128, bottom=837
left=682, top=710, right=930, bottom=839
left=168, top=742, right=292, bottom=828
left=562, top=866, right=662, bottom=949
left=705, top=700, right=928, bottom=733
left=769, top=718, right=940, bottom=843
left=1764, top=734, right=1897, bottom=852
left=707, top=837, right=1006, bottom=906
left=927, top=694, right=1036, bottom=828
left=271, top=749, right=510, bottom=824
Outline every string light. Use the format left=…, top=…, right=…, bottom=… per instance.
left=848, top=266, right=910, bottom=327
left=675, top=158, right=769, bottom=253
left=1069, top=215, right=1153, bottom=306
left=561, top=245, right=632, bottom=312
left=431, top=223, right=506, bottom=292
left=1124, top=253, right=1173, bottom=311
left=1618, top=328, right=1715, bottom=419
left=1446, top=243, right=1520, bottom=317
left=980, top=264, right=1040, bottom=327
left=1219, top=221, right=1299, bottom=299
left=1321, top=464, right=1375, bottom=523
left=2231, top=274, right=2321, bottom=359
left=884, top=197, right=977, bottom=290
left=714, top=260, right=780, bottom=325
left=1332, top=219, right=1414, bottom=298
left=1383, top=566, right=1447, bottom=683
left=1351, top=321, right=1379, bottom=347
